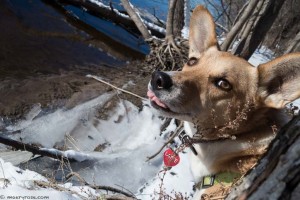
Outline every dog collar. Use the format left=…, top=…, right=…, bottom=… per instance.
left=178, top=131, right=198, bottom=155
left=195, top=172, right=241, bottom=190
left=179, top=131, right=233, bottom=156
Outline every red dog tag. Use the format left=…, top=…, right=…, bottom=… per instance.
left=163, top=148, right=180, bottom=167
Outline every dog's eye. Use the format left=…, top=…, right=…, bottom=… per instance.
left=215, top=79, right=232, bottom=91
left=187, top=57, right=198, bottom=66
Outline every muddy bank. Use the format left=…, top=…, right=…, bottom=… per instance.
left=0, top=64, right=150, bottom=120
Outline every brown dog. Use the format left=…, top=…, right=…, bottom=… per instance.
left=147, top=5, right=300, bottom=199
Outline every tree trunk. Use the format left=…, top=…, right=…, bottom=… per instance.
left=221, top=0, right=259, bottom=51
left=173, top=0, right=184, bottom=37
left=232, top=0, right=266, bottom=55
left=166, top=0, right=178, bottom=40
left=226, top=113, right=300, bottom=200
left=284, top=31, right=300, bottom=54
left=120, top=0, right=152, bottom=40
left=235, top=0, right=286, bottom=60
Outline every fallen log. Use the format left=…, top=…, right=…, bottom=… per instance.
left=52, top=0, right=165, bottom=38
left=0, top=134, right=89, bottom=162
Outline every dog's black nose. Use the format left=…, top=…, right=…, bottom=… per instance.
left=151, top=71, right=173, bottom=90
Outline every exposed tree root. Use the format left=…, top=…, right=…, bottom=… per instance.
left=144, top=37, right=188, bottom=73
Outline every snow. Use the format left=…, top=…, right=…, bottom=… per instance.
left=181, top=26, right=189, bottom=39
left=1, top=86, right=195, bottom=199
left=88, top=0, right=130, bottom=19
left=0, top=158, right=99, bottom=199
left=140, top=150, right=195, bottom=199
left=248, top=47, right=274, bottom=67
left=6, top=92, right=116, bottom=148
left=143, top=20, right=166, bottom=35
left=1, top=89, right=168, bottom=197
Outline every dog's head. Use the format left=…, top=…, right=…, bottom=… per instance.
left=148, top=6, right=300, bottom=131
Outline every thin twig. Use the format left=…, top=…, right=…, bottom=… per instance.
left=91, top=185, right=136, bottom=198
left=147, top=122, right=184, bottom=161
left=87, top=75, right=147, bottom=101
left=66, top=172, right=136, bottom=198
left=114, top=184, right=136, bottom=198
left=35, top=180, right=88, bottom=199
left=66, top=172, right=86, bottom=184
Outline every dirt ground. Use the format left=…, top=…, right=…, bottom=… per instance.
left=0, top=62, right=151, bottom=124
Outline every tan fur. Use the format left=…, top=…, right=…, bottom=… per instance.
left=148, top=5, right=300, bottom=199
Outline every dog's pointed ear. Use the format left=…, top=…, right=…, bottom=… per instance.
left=257, top=53, right=300, bottom=109
left=189, top=6, right=217, bottom=58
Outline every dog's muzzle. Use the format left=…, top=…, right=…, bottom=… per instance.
left=150, top=71, right=173, bottom=90
left=147, top=71, right=173, bottom=110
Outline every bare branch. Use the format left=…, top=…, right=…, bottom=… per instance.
left=232, top=0, right=266, bottom=55
left=147, top=122, right=184, bottom=161
left=120, top=0, right=151, bottom=39
left=216, top=23, right=229, bottom=33
left=232, top=1, right=249, bottom=26
left=0, top=135, right=76, bottom=162
left=204, top=0, right=222, bottom=18
left=35, top=180, right=87, bottom=199
left=67, top=172, right=136, bottom=198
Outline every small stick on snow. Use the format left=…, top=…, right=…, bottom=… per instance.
left=147, top=122, right=184, bottom=161
left=87, top=75, right=147, bottom=101
left=34, top=180, right=87, bottom=199
left=66, top=172, right=136, bottom=198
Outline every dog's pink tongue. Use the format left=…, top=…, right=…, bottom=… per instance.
left=147, top=90, right=168, bottom=109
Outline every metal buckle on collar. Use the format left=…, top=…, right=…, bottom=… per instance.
left=179, top=131, right=198, bottom=155
left=202, top=175, right=216, bottom=188
left=193, top=175, right=216, bottom=190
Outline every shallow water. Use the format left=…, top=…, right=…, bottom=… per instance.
left=0, top=0, right=147, bottom=79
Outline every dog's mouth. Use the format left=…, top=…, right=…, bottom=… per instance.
left=147, top=90, right=170, bottom=112
left=147, top=88, right=193, bottom=120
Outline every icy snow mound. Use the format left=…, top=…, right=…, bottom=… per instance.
left=4, top=91, right=167, bottom=193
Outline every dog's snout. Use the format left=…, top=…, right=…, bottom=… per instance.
left=151, top=71, right=173, bottom=90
